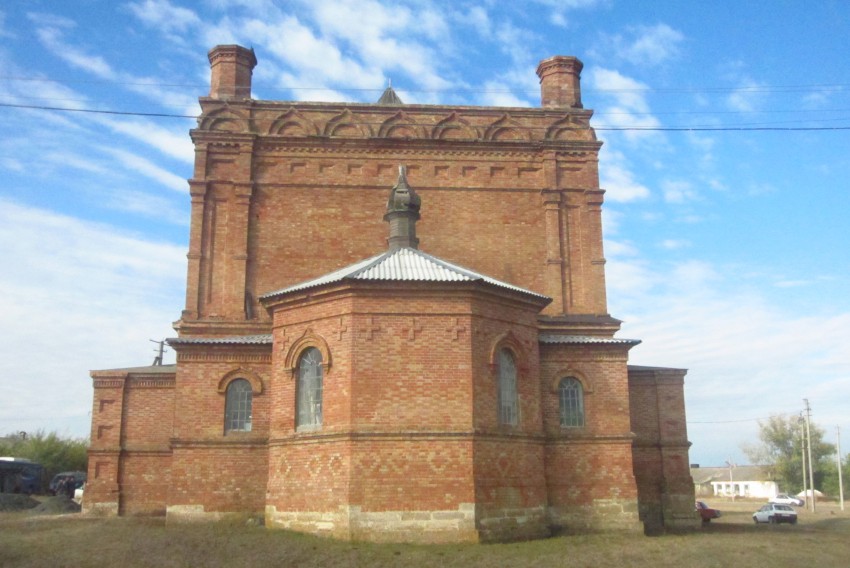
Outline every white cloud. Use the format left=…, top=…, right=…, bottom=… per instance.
left=43, top=151, right=111, bottom=175
left=101, top=147, right=188, bottom=192
left=602, top=208, right=622, bottom=236
left=308, top=0, right=452, bottom=91
left=464, top=6, right=492, bottom=37
left=479, top=80, right=530, bottom=108
left=660, top=239, right=690, bottom=250
left=0, top=9, right=14, bottom=38
left=661, top=179, right=698, bottom=204
left=727, top=77, right=767, bottom=112
left=0, top=157, right=25, bottom=172
left=610, top=23, right=684, bottom=66
left=31, top=15, right=200, bottom=113
left=773, top=279, right=813, bottom=289
left=604, top=238, right=639, bottom=258
left=746, top=182, right=776, bottom=196
left=230, top=16, right=385, bottom=93
left=35, top=26, right=117, bottom=79
left=125, top=0, right=201, bottom=33
left=587, top=67, right=663, bottom=142
left=0, top=199, right=184, bottom=435
left=494, top=21, right=538, bottom=68
left=530, top=0, right=609, bottom=27
left=607, top=249, right=850, bottom=465
left=599, top=147, right=651, bottom=202
left=96, top=117, right=196, bottom=164
left=101, top=188, right=189, bottom=226
left=25, top=11, right=76, bottom=29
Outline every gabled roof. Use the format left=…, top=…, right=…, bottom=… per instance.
left=260, top=246, right=550, bottom=303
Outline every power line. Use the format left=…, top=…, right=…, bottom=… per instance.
left=688, top=417, right=766, bottom=424
left=1, top=74, right=848, bottom=95
left=2, top=102, right=849, bottom=132
left=7, top=93, right=850, bottom=117
left=0, top=102, right=196, bottom=119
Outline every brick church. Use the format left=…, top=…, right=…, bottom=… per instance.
left=84, top=45, right=698, bottom=541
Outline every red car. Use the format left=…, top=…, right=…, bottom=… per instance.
left=696, top=501, right=721, bottom=523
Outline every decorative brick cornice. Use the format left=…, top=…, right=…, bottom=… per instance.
left=170, top=438, right=269, bottom=449
left=128, top=377, right=175, bottom=389
left=176, top=352, right=272, bottom=363
left=267, top=431, right=549, bottom=447
left=92, top=379, right=125, bottom=389
left=545, top=433, right=636, bottom=445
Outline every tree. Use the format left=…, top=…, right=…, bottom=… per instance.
left=742, top=415, right=835, bottom=494
left=0, top=430, right=88, bottom=492
left=821, top=452, right=850, bottom=498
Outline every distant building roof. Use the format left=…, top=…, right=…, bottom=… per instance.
left=690, top=465, right=771, bottom=484
left=91, top=364, right=177, bottom=374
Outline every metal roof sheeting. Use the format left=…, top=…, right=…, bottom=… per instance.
left=539, top=334, right=641, bottom=346
left=261, top=247, right=550, bottom=301
left=168, top=334, right=273, bottom=345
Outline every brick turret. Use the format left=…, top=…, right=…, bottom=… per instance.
left=384, top=165, right=421, bottom=251
left=208, top=44, right=257, bottom=100
left=536, top=56, right=583, bottom=109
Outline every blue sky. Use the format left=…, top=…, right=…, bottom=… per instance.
left=0, top=0, right=847, bottom=469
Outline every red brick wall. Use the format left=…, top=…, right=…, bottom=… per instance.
left=168, top=444, right=268, bottom=514
left=538, top=344, right=641, bottom=530
left=267, top=440, right=351, bottom=513
left=539, top=344, right=634, bottom=437
left=119, top=453, right=171, bottom=515
left=121, top=381, right=175, bottom=447
left=179, top=96, right=609, bottom=334
left=262, top=280, right=551, bottom=539
left=171, top=347, right=271, bottom=440
left=350, top=439, right=475, bottom=511
left=628, top=367, right=698, bottom=532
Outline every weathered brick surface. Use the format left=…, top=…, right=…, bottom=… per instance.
left=629, top=367, right=699, bottom=532
left=85, top=44, right=695, bottom=541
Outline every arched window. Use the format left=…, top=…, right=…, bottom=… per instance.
left=559, top=377, right=585, bottom=428
left=224, top=379, right=252, bottom=433
left=498, top=349, right=518, bottom=426
left=296, top=347, right=323, bottom=428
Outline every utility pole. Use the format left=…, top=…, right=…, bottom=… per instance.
left=838, top=426, right=845, bottom=512
left=150, top=339, right=166, bottom=366
left=799, top=414, right=808, bottom=502
left=804, top=399, right=816, bottom=512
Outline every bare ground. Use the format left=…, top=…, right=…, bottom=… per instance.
left=0, top=497, right=847, bottom=568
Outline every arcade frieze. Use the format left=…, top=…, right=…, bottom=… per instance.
left=196, top=104, right=596, bottom=144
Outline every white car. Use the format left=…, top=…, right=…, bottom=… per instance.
left=753, top=503, right=798, bottom=524
left=769, top=493, right=804, bottom=507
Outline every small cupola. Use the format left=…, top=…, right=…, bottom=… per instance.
left=377, top=82, right=404, bottom=105
left=383, top=165, right=421, bottom=251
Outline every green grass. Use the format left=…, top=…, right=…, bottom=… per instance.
left=1, top=500, right=848, bottom=567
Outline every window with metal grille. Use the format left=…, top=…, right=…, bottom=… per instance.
left=297, top=347, right=323, bottom=428
left=559, top=377, right=585, bottom=428
left=224, top=378, right=252, bottom=433
left=498, top=349, right=518, bottom=426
